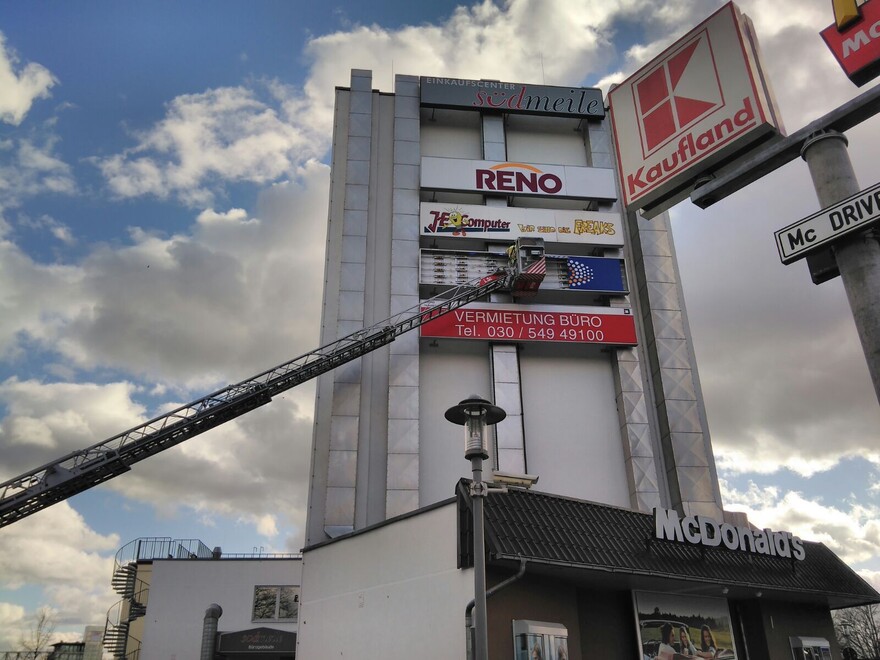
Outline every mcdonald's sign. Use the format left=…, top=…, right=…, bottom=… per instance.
left=821, top=0, right=880, bottom=86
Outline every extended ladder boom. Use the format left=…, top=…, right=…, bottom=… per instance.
left=0, top=272, right=511, bottom=528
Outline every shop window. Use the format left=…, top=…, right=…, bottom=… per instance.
left=252, top=585, right=299, bottom=621
left=512, top=620, right=568, bottom=660
left=789, top=637, right=832, bottom=660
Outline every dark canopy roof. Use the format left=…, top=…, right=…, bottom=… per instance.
left=457, top=480, right=880, bottom=609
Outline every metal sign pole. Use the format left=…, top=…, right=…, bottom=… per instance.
left=800, top=130, right=880, bottom=404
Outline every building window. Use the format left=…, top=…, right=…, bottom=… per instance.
left=252, top=585, right=299, bottom=621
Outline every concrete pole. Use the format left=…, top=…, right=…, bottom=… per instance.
left=800, top=131, right=880, bottom=405
left=471, top=457, right=489, bottom=660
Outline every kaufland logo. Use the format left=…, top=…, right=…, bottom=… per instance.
left=475, top=162, right=563, bottom=195
left=634, top=30, right=723, bottom=157
left=624, top=27, right=759, bottom=202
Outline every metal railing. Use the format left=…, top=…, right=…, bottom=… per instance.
left=113, top=537, right=213, bottom=569
left=0, top=653, right=83, bottom=659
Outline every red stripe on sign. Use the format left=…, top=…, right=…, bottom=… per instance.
left=420, top=308, right=637, bottom=345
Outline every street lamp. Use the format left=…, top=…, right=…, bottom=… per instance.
left=445, top=394, right=506, bottom=660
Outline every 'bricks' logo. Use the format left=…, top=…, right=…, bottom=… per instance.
left=633, top=30, right=723, bottom=158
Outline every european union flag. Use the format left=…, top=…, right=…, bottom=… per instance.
left=566, top=257, right=625, bottom=292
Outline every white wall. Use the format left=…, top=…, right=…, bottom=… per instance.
left=139, top=558, right=301, bottom=660
left=419, top=341, right=493, bottom=507
left=520, top=343, right=631, bottom=507
left=506, top=115, right=587, bottom=166
left=297, top=502, right=470, bottom=660
left=420, top=109, right=482, bottom=159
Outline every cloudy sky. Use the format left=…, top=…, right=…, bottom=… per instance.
left=1, top=0, right=878, bottom=646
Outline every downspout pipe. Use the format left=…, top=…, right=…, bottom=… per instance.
left=200, top=603, right=223, bottom=660
left=465, top=558, right=527, bottom=660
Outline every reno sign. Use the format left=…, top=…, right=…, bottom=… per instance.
left=421, top=157, right=617, bottom=201
left=609, top=2, right=782, bottom=216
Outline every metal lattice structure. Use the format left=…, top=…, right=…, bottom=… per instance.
left=0, top=272, right=511, bottom=528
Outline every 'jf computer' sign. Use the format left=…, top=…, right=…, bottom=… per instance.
left=821, top=0, right=880, bottom=86
left=609, top=2, right=782, bottom=216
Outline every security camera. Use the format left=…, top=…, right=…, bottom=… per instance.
left=490, top=471, right=539, bottom=489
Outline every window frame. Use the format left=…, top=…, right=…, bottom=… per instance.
left=251, top=585, right=299, bottom=622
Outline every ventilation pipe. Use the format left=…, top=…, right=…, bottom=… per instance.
left=200, top=603, right=223, bottom=660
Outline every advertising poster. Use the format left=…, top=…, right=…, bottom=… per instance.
left=419, top=302, right=637, bottom=346
left=634, top=591, right=737, bottom=660
left=420, top=202, right=623, bottom=246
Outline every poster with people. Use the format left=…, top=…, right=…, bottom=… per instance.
left=634, top=591, right=738, bottom=660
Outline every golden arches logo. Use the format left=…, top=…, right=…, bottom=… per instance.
left=833, top=0, right=862, bottom=30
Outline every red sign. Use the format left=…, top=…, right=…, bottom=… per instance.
left=420, top=303, right=637, bottom=345
left=634, top=31, right=724, bottom=157
left=475, top=163, right=563, bottom=195
left=821, top=0, right=880, bottom=87
left=609, top=2, right=781, bottom=215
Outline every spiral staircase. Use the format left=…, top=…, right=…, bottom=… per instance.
left=103, top=538, right=212, bottom=659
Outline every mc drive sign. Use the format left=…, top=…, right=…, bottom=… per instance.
left=609, top=2, right=782, bottom=215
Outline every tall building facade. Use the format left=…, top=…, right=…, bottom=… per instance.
left=297, top=69, right=878, bottom=660
left=307, top=69, right=724, bottom=545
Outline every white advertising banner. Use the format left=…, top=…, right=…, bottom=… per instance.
left=420, top=202, right=623, bottom=245
left=420, top=157, right=617, bottom=201
left=608, top=2, right=782, bottom=215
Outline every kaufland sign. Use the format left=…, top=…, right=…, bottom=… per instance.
left=609, top=2, right=782, bottom=215
left=821, top=0, right=880, bottom=86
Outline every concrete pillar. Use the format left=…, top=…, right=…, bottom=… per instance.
left=801, top=131, right=880, bottom=405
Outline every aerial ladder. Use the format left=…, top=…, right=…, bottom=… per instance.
left=0, top=239, right=547, bottom=528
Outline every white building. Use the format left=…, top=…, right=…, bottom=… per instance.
left=306, top=69, right=724, bottom=545
left=104, top=538, right=299, bottom=660
left=296, top=69, right=879, bottom=660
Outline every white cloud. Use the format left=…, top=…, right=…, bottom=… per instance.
left=721, top=480, right=880, bottom=566
left=857, top=569, right=880, bottom=592
left=0, top=162, right=328, bottom=387
left=196, top=207, right=254, bottom=226
left=0, top=503, right=118, bottom=648
left=17, top=213, right=76, bottom=245
left=0, top=33, right=57, bottom=126
left=255, top=514, right=279, bottom=538
left=0, top=602, right=26, bottom=648
left=0, top=379, right=146, bottom=472
left=97, top=86, right=323, bottom=207
left=0, top=135, right=76, bottom=210
left=68, top=164, right=327, bottom=385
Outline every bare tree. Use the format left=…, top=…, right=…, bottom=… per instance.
left=17, top=606, right=56, bottom=659
left=834, top=604, right=880, bottom=660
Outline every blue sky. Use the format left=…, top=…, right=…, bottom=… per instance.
left=0, top=0, right=879, bottom=647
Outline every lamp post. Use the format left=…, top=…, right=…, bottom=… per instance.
left=445, top=395, right=506, bottom=660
